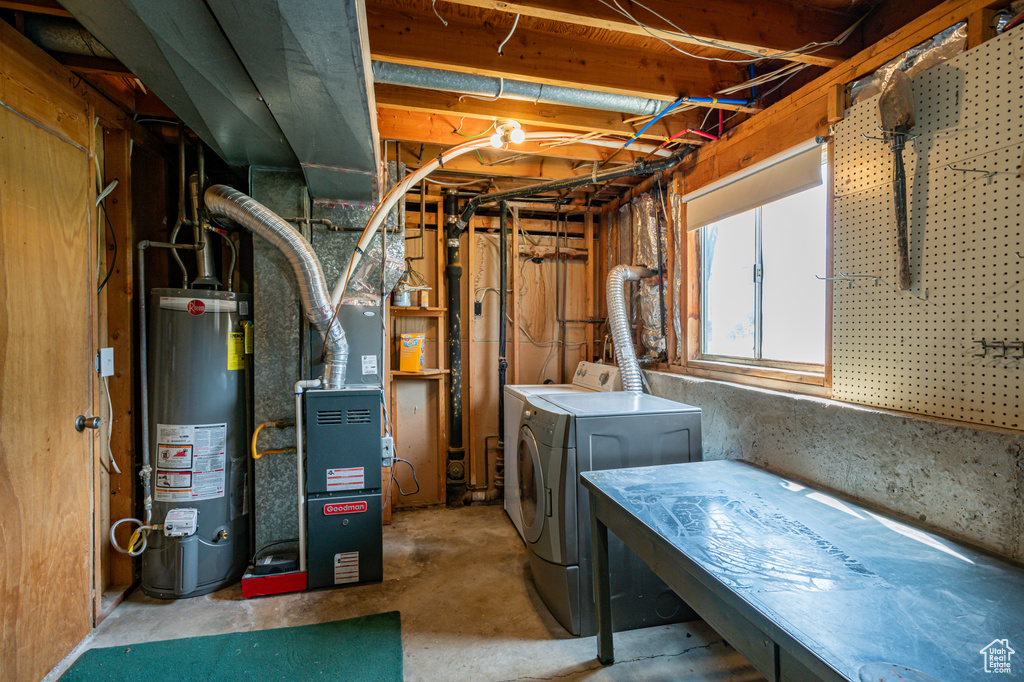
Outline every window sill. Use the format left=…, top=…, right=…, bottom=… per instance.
left=686, top=358, right=826, bottom=387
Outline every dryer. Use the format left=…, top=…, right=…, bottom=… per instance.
left=503, top=362, right=620, bottom=540
left=517, top=391, right=701, bottom=636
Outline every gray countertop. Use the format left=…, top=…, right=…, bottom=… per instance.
left=581, top=460, right=1024, bottom=681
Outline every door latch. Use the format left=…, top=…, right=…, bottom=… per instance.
left=75, top=415, right=101, bottom=431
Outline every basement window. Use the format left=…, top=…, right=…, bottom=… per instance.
left=688, top=142, right=828, bottom=374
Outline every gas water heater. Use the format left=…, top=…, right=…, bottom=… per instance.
left=142, top=288, right=252, bottom=598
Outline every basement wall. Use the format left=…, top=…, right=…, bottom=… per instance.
left=644, top=370, right=1024, bottom=563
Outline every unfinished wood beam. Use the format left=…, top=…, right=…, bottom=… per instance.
left=967, top=8, right=998, bottom=48
left=0, top=0, right=70, bottom=16
left=395, top=143, right=580, bottom=181
left=378, top=108, right=662, bottom=164
left=519, top=244, right=588, bottom=261
left=101, top=128, right=135, bottom=590
left=670, top=0, right=1013, bottom=198
left=826, top=83, right=847, bottom=124
left=374, top=84, right=687, bottom=141
left=441, top=0, right=855, bottom=67
left=366, top=4, right=747, bottom=105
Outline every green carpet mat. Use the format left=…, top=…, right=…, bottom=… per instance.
left=61, top=611, right=403, bottom=681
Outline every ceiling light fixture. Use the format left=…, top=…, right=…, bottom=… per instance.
left=490, top=119, right=525, bottom=148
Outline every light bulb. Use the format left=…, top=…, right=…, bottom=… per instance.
left=509, top=127, right=525, bottom=144
left=490, top=133, right=503, bottom=148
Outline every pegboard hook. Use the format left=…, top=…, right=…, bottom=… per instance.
left=945, top=164, right=1019, bottom=180
left=973, top=338, right=988, bottom=358
left=862, top=126, right=919, bottom=143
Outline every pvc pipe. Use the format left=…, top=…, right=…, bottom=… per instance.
left=294, top=378, right=321, bottom=572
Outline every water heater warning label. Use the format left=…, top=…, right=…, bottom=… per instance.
left=155, top=423, right=227, bottom=502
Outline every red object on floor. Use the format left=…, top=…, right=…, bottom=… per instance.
left=241, top=569, right=307, bottom=598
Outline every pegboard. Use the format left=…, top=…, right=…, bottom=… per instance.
left=832, top=27, right=1024, bottom=429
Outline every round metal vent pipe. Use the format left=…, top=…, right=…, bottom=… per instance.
left=372, top=61, right=668, bottom=117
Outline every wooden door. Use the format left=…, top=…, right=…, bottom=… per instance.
left=0, top=107, right=94, bottom=681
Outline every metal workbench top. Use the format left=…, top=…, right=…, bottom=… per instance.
left=581, top=460, right=1024, bottom=681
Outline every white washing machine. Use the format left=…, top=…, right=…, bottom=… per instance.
left=503, top=362, right=620, bottom=540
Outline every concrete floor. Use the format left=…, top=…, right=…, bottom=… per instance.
left=49, top=506, right=762, bottom=681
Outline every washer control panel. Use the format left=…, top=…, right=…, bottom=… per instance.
left=571, top=362, right=622, bottom=392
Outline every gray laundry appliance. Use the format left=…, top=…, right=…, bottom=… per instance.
left=517, top=391, right=702, bottom=636
left=504, top=362, right=620, bottom=541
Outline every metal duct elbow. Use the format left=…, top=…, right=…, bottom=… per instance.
left=606, top=265, right=656, bottom=393
left=204, top=185, right=348, bottom=389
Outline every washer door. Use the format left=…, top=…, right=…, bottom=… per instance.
left=518, top=425, right=545, bottom=544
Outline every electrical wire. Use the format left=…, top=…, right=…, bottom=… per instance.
left=252, top=538, right=299, bottom=564
left=497, top=14, right=520, bottom=55
left=101, top=376, right=121, bottom=474
left=459, top=78, right=505, bottom=102
left=452, top=119, right=495, bottom=139
left=96, top=190, right=118, bottom=294
left=391, top=457, right=421, bottom=496
left=431, top=0, right=448, bottom=26
left=595, top=0, right=863, bottom=64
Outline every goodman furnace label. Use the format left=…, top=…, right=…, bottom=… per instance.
left=155, top=423, right=227, bottom=502
left=326, top=467, right=364, bottom=492
left=334, top=552, right=359, bottom=584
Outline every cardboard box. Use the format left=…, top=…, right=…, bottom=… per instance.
left=399, top=333, right=425, bottom=372
left=418, top=290, right=430, bottom=308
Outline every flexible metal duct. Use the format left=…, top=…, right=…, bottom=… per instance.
left=372, top=61, right=667, bottom=117
left=606, top=265, right=656, bottom=393
left=205, top=185, right=349, bottom=389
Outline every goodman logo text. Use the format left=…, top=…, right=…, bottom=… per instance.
left=324, top=501, right=367, bottom=515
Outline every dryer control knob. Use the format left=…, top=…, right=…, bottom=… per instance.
left=524, top=410, right=531, bottom=420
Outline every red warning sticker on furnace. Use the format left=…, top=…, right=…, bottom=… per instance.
left=326, top=467, right=364, bottom=492
left=324, top=501, right=368, bottom=515
left=187, top=299, right=206, bottom=315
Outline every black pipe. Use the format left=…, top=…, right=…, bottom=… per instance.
left=444, top=189, right=467, bottom=507
left=498, top=201, right=509, bottom=448
left=455, top=149, right=693, bottom=229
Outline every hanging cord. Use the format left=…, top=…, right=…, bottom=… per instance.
left=452, top=119, right=495, bottom=139
left=595, top=0, right=864, bottom=63
left=96, top=179, right=119, bottom=294
left=459, top=78, right=505, bottom=102
left=431, top=0, right=448, bottom=26
left=391, top=457, right=421, bottom=495
left=497, top=14, right=520, bottom=55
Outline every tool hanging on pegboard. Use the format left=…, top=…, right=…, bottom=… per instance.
left=878, top=70, right=917, bottom=291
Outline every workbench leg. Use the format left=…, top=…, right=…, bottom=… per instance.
left=591, top=505, right=614, bottom=664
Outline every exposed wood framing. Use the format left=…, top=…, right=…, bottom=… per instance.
left=374, top=84, right=685, bottom=141
left=439, top=0, right=854, bottom=67
left=675, top=0, right=1012, bottom=196
left=365, top=4, right=748, bottom=103
left=100, top=128, right=135, bottom=593
left=519, top=244, right=588, bottom=261
left=378, top=108, right=664, bottom=164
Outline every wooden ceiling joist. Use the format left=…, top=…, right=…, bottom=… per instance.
left=438, top=0, right=858, bottom=68
left=378, top=108, right=672, bottom=165
left=374, top=84, right=696, bottom=141
left=366, top=4, right=748, bottom=105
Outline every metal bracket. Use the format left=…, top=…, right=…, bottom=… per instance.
left=945, top=164, right=1020, bottom=180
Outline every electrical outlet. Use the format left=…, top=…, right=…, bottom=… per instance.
left=95, top=347, right=114, bottom=377
left=381, top=436, right=394, bottom=468
left=474, top=300, right=482, bottom=316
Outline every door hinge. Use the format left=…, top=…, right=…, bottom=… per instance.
left=754, top=264, right=763, bottom=284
